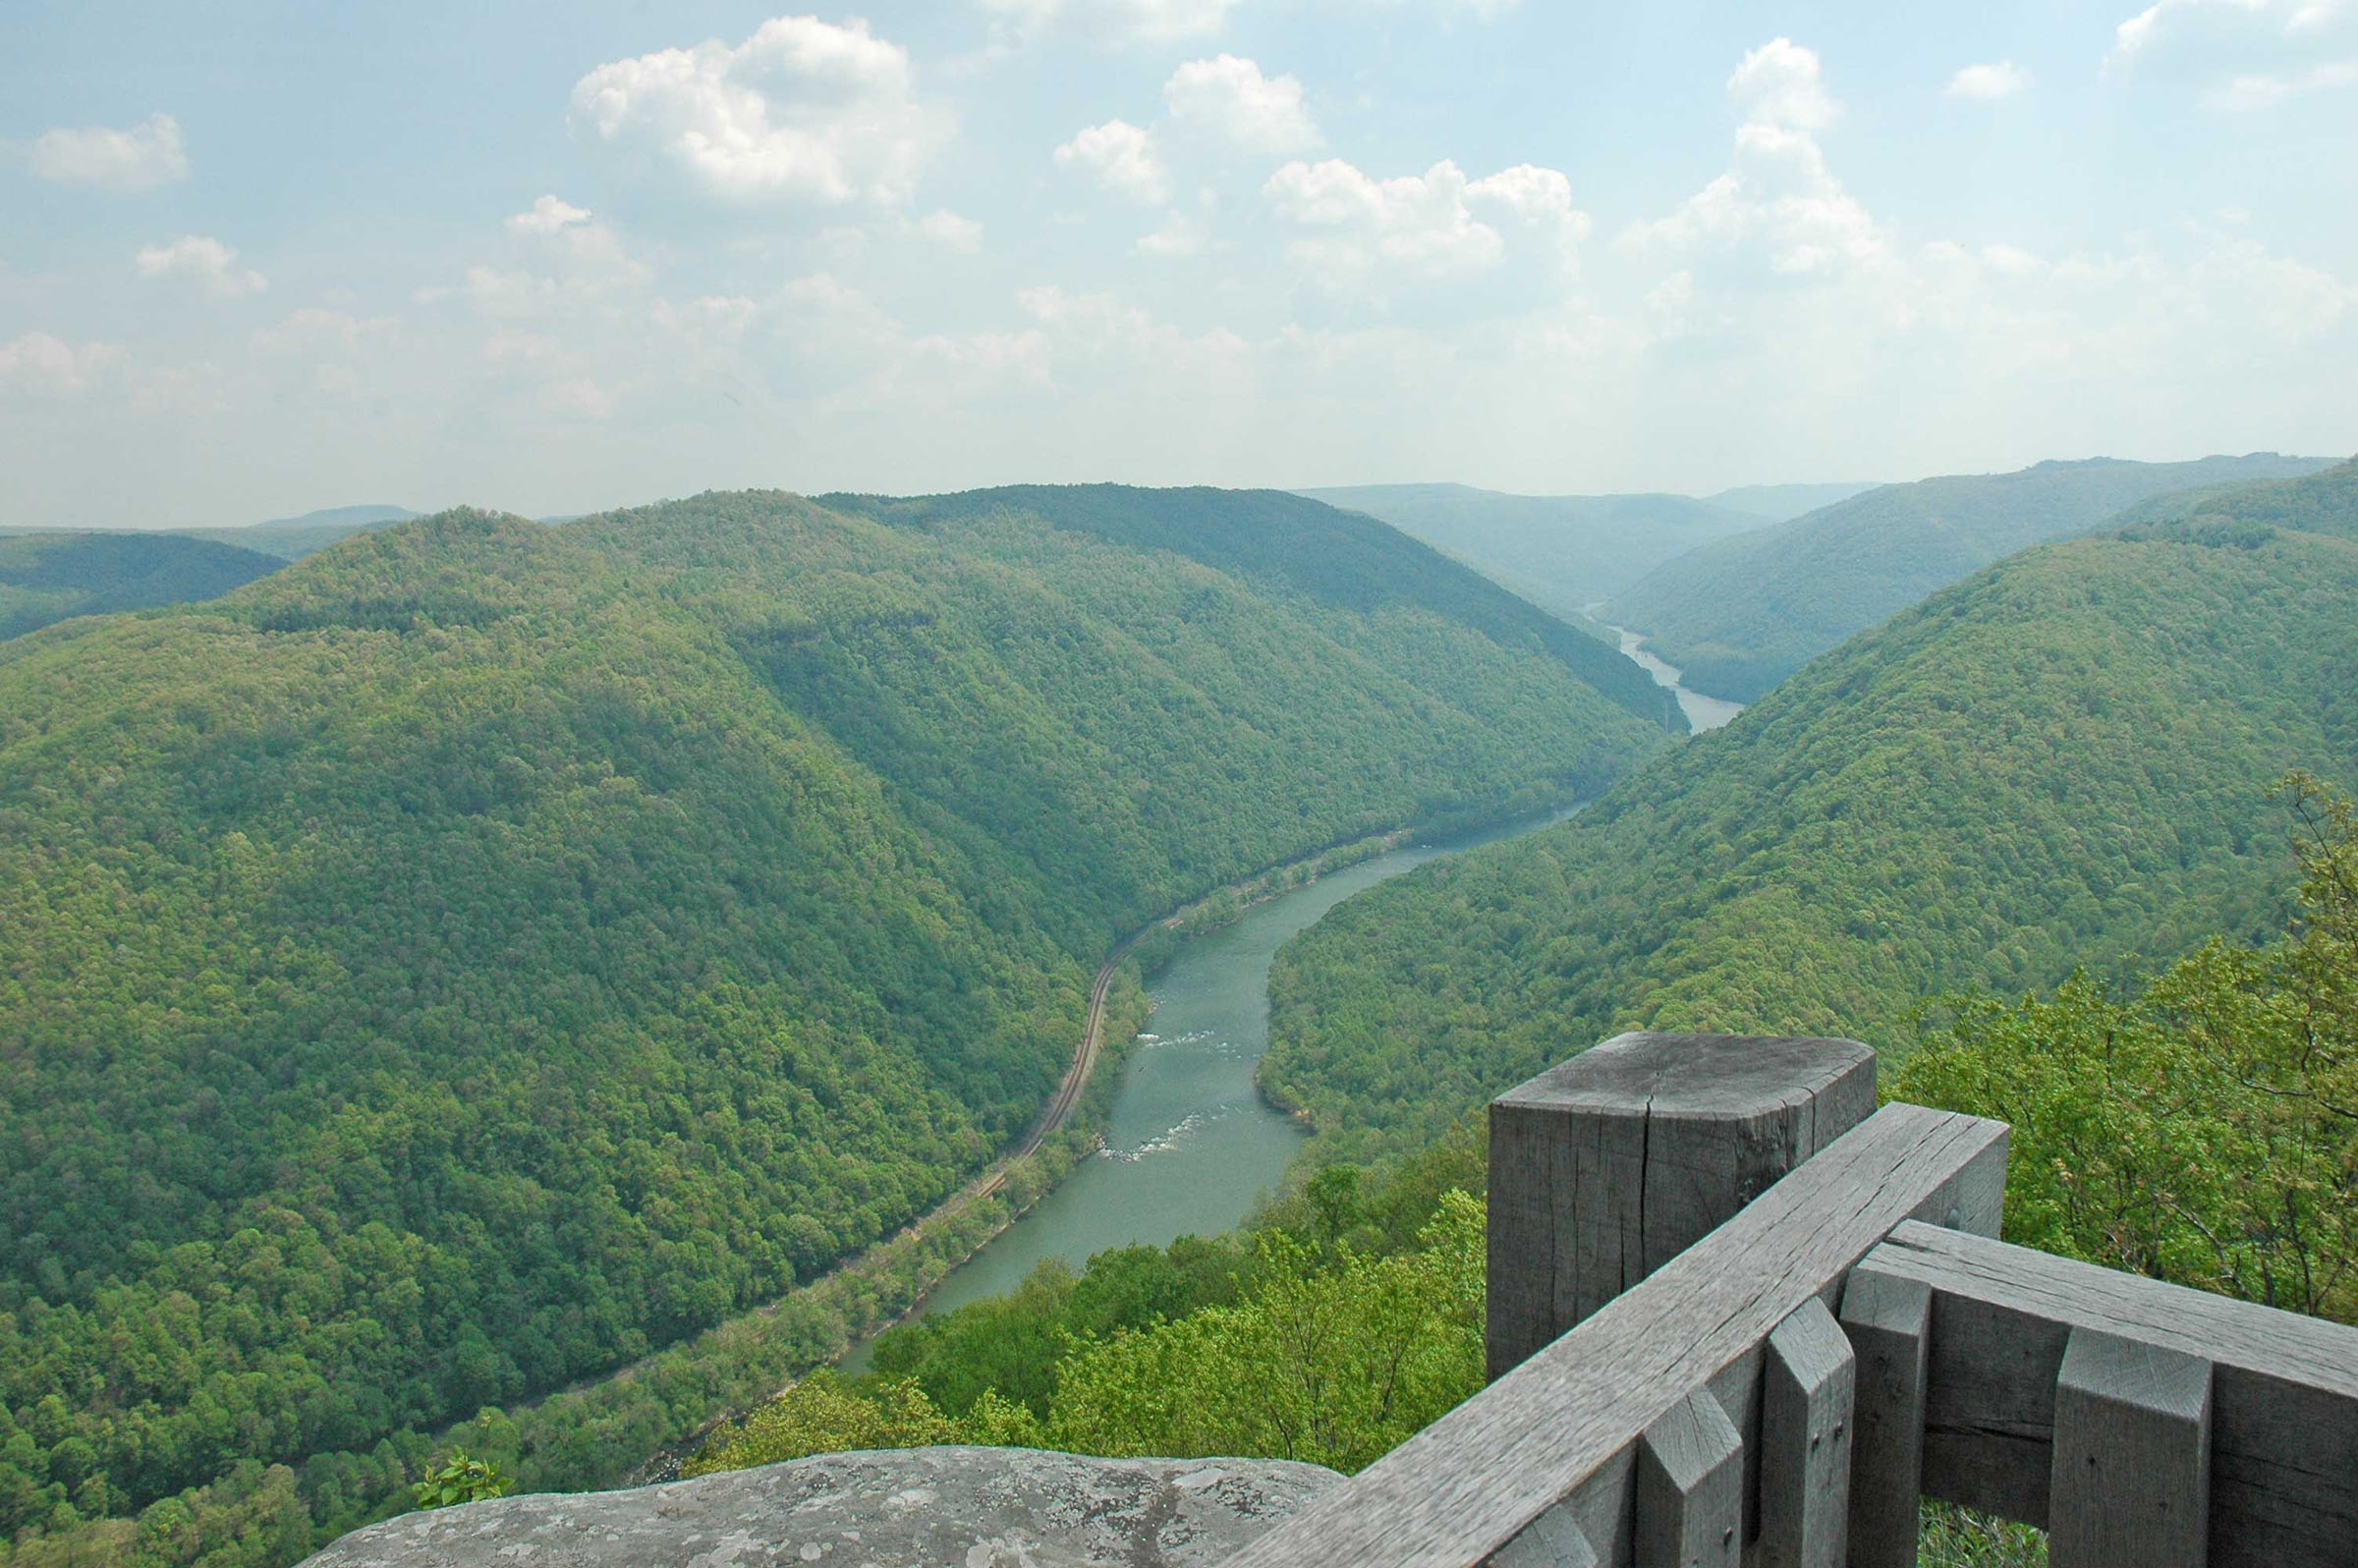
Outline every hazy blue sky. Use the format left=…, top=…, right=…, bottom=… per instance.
left=4, top=0, right=2352, bottom=527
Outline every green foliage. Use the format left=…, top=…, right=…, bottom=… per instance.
left=820, top=483, right=1680, bottom=730
left=0, top=489, right=1658, bottom=1560
left=1611, top=453, right=2338, bottom=701
left=1918, top=1503, right=2047, bottom=1568
left=0, top=532, right=279, bottom=642
left=689, top=1154, right=1488, bottom=1481
left=409, top=1451, right=512, bottom=1511
left=1263, top=499, right=2358, bottom=1165
left=1894, top=773, right=2358, bottom=1320
left=1046, top=1190, right=1485, bottom=1473
left=1295, top=483, right=1768, bottom=621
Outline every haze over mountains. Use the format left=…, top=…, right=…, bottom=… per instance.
left=1296, top=485, right=1775, bottom=622
left=1263, top=458, right=2358, bottom=1163
left=1607, top=453, right=2337, bottom=701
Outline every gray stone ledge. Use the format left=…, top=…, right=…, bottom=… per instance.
left=299, top=1445, right=1343, bottom=1568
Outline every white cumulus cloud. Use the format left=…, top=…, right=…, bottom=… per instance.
left=134, top=236, right=267, bottom=297
left=1622, top=39, right=1881, bottom=279
left=1948, top=61, right=2034, bottom=98
left=1162, top=54, right=1320, bottom=153
left=1264, top=158, right=1586, bottom=290
left=570, top=17, right=947, bottom=204
left=978, top=0, right=1241, bottom=44
left=1727, top=37, right=1840, bottom=131
left=1054, top=119, right=1167, bottom=201
left=2206, top=53, right=2358, bottom=104
left=0, top=333, right=125, bottom=396
left=2111, top=0, right=2348, bottom=64
left=508, top=195, right=593, bottom=235
left=28, top=112, right=188, bottom=191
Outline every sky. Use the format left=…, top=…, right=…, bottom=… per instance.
left=2, top=0, right=2353, bottom=529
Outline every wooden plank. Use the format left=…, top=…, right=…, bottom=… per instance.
left=2048, top=1327, right=2212, bottom=1568
left=1837, top=1262, right=1931, bottom=1568
left=1488, top=1034, right=1879, bottom=1378
left=1486, top=1499, right=1600, bottom=1568
left=1636, top=1390, right=1743, bottom=1568
left=1759, top=1298, right=1855, bottom=1568
left=1863, top=1221, right=2358, bottom=1568
left=1219, top=1104, right=2009, bottom=1568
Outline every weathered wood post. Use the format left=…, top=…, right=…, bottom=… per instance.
left=1487, top=1032, right=1880, bottom=1381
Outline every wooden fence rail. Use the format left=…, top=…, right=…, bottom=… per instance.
left=1216, top=1033, right=2358, bottom=1568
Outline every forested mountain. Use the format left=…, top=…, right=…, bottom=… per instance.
left=0, top=532, right=281, bottom=641
left=1608, top=452, right=2336, bottom=701
left=1292, top=483, right=1769, bottom=622
left=180, top=505, right=421, bottom=560
left=828, top=484, right=1674, bottom=727
left=1263, top=459, right=2358, bottom=1164
left=0, top=486, right=1665, bottom=1555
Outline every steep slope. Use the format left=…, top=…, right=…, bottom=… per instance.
left=1263, top=459, right=2358, bottom=1163
left=1292, top=482, right=1767, bottom=623
left=1610, top=453, right=2336, bottom=701
left=0, top=487, right=1663, bottom=1547
left=0, top=531, right=280, bottom=640
left=829, top=483, right=1677, bottom=728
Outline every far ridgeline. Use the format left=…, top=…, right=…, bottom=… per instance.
left=0, top=531, right=281, bottom=641
left=1264, top=457, right=2358, bottom=1166
left=1608, top=451, right=2337, bottom=701
left=1291, top=483, right=1775, bottom=623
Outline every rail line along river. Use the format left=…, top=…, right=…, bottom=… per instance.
left=837, top=807, right=1585, bottom=1372
left=838, top=636, right=1744, bottom=1372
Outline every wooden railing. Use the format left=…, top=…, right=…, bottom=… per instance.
left=1217, top=1032, right=2358, bottom=1568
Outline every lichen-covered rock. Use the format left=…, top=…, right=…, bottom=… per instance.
left=298, top=1445, right=1342, bottom=1567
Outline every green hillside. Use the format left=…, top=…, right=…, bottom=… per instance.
left=1262, top=459, right=2358, bottom=1164
left=1292, top=483, right=1768, bottom=623
left=0, top=532, right=281, bottom=641
left=1609, top=453, right=2336, bottom=701
left=0, top=486, right=1663, bottom=1553
left=830, top=484, right=1677, bottom=728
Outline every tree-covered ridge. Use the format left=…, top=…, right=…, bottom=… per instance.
left=1608, top=452, right=2337, bottom=701
left=821, top=483, right=1680, bottom=730
left=1291, top=483, right=1769, bottom=624
left=0, top=532, right=281, bottom=642
left=0, top=488, right=1664, bottom=1558
left=1263, top=490, right=2358, bottom=1165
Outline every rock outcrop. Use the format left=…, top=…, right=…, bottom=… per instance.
left=298, top=1445, right=1342, bottom=1567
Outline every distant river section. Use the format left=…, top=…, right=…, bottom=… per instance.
left=1600, top=621, right=1744, bottom=732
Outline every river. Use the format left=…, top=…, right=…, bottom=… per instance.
left=838, top=638, right=1743, bottom=1371
left=1601, top=622, right=1743, bottom=733
left=837, top=807, right=1581, bottom=1372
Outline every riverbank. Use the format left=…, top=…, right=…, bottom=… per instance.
left=467, top=804, right=1566, bottom=1496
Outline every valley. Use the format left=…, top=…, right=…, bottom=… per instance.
left=5, top=458, right=2355, bottom=1568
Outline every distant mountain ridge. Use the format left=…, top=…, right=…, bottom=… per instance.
left=1294, top=483, right=1771, bottom=622
left=0, top=531, right=281, bottom=641
left=180, top=503, right=421, bottom=559
left=1704, top=480, right=1881, bottom=520
left=1608, top=452, right=2339, bottom=701
left=1262, top=456, right=2358, bottom=1165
